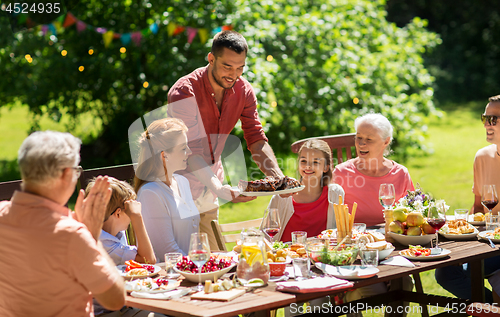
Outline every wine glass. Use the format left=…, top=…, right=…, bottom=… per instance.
left=482, top=185, right=499, bottom=213
left=261, top=208, right=281, bottom=243
left=427, top=206, right=446, bottom=251
left=379, top=183, right=395, bottom=209
left=188, top=232, right=210, bottom=292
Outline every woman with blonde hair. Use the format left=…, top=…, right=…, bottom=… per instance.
left=134, top=118, right=200, bottom=258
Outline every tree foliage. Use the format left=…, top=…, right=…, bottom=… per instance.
left=235, top=0, right=441, bottom=160
left=386, top=0, right=500, bottom=103
left=0, top=0, right=440, bottom=167
left=0, top=0, right=234, bottom=166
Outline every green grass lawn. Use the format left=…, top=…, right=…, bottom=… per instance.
left=0, top=101, right=490, bottom=316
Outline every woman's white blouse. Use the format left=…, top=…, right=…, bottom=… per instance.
left=137, top=174, right=200, bottom=258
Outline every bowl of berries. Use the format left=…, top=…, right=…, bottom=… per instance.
left=173, top=254, right=236, bottom=283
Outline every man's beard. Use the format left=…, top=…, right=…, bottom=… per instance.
left=212, top=68, right=236, bottom=90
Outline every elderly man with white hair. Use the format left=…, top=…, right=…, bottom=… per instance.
left=0, top=131, right=125, bottom=317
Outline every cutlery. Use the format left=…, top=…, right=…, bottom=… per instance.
left=487, top=236, right=496, bottom=249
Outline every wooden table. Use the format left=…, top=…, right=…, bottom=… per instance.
left=125, top=238, right=500, bottom=317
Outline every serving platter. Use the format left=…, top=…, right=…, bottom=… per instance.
left=239, top=185, right=305, bottom=197
left=399, top=249, right=451, bottom=261
left=478, top=230, right=500, bottom=243
left=125, top=278, right=180, bottom=293
left=315, top=263, right=379, bottom=280
left=439, top=227, right=479, bottom=240
left=117, top=264, right=161, bottom=279
left=387, top=232, right=434, bottom=246
left=468, top=214, right=486, bottom=226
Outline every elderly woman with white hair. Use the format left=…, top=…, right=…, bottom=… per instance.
left=333, top=114, right=415, bottom=313
left=0, top=131, right=125, bottom=316
left=333, top=113, right=415, bottom=227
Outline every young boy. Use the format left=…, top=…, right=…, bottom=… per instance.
left=87, top=177, right=166, bottom=317
left=85, top=177, right=156, bottom=265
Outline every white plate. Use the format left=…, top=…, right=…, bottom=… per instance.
left=315, top=263, right=379, bottom=280
left=478, top=230, right=500, bottom=243
left=439, top=227, right=479, bottom=240
left=239, top=185, right=305, bottom=197
left=117, top=264, right=161, bottom=279
left=468, top=214, right=486, bottom=226
left=387, top=232, right=434, bottom=246
left=173, top=263, right=236, bottom=283
left=469, top=220, right=486, bottom=226
left=125, top=278, right=180, bottom=293
left=399, top=248, right=451, bottom=261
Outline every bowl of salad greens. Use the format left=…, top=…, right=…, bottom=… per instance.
left=306, top=238, right=359, bottom=266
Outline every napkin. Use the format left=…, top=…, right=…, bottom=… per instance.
left=130, top=288, right=191, bottom=300
left=275, top=277, right=353, bottom=294
left=380, top=256, right=415, bottom=268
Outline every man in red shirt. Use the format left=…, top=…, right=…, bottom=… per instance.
left=167, top=30, right=284, bottom=249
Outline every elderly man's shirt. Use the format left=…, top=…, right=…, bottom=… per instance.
left=0, top=191, right=119, bottom=317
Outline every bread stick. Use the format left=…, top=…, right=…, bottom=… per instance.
left=333, top=204, right=342, bottom=234
left=344, top=205, right=350, bottom=233
left=351, top=202, right=357, bottom=230
left=337, top=204, right=345, bottom=241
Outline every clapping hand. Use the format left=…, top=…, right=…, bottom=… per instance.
left=74, top=176, right=112, bottom=241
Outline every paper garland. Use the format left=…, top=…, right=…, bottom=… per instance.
left=13, top=11, right=232, bottom=47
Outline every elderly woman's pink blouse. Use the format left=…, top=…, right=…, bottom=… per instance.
left=333, top=160, right=415, bottom=227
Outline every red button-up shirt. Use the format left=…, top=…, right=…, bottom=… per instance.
left=167, top=65, right=267, bottom=200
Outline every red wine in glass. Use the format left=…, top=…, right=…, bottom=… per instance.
left=261, top=208, right=280, bottom=242
left=482, top=185, right=499, bottom=213
left=264, top=228, right=280, bottom=238
left=482, top=200, right=499, bottom=211
left=427, top=218, right=446, bottom=231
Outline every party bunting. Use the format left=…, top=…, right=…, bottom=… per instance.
left=76, top=20, right=86, bottom=32
left=103, top=31, right=114, bottom=48
left=198, top=28, right=209, bottom=44
left=10, top=10, right=232, bottom=48
left=166, top=22, right=176, bottom=37
left=187, top=27, right=198, bottom=44
left=63, top=13, right=77, bottom=28
left=173, top=26, right=185, bottom=36
left=149, top=23, right=159, bottom=34
left=120, top=33, right=131, bottom=46
left=131, top=32, right=142, bottom=46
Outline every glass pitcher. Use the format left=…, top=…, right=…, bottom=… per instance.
left=236, top=228, right=270, bottom=283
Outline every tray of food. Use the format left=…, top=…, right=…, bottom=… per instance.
left=469, top=212, right=486, bottom=226
left=399, top=245, right=451, bottom=261
left=124, top=277, right=180, bottom=293
left=238, top=176, right=304, bottom=196
left=117, top=260, right=161, bottom=278
left=439, top=219, right=479, bottom=240
left=478, top=229, right=500, bottom=243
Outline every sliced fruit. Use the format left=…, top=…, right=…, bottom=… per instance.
left=247, top=278, right=264, bottom=284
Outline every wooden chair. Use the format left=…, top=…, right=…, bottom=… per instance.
left=211, top=218, right=263, bottom=251
left=0, top=180, right=22, bottom=201
left=78, top=163, right=136, bottom=189
left=0, top=163, right=139, bottom=244
left=291, top=133, right=356, bottom=165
